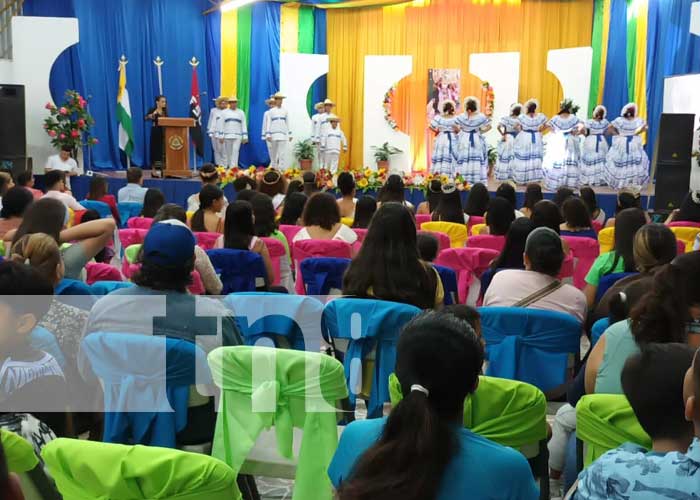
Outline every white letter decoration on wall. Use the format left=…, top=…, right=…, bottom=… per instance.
left=547, top=47, right=593, bottom=118
left=0, top=17, right=79, bottom=170
left=363, top=55, right=412, bottom=172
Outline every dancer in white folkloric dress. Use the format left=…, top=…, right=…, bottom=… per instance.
left=455, top=96, right=491, bottom=184
left=604, top=102, right=649, bottom=190
left=542, top=99, right=584, bottom=190
left=494, top=103, right=522, bottom=182
left=580, top=105, right=610, bottom=186
left=512, top=99, right=547, bottom=184
left=429, top=100, right=459, bottom=177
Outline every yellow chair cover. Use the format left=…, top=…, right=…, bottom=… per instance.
left=598, top=227, right=614, bottom=254
left=670, top=226, right=700, bottom=252
left=420, top=221, right=468, bottom=248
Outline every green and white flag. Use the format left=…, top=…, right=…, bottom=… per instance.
left=117, top=58, right=134, bottom=156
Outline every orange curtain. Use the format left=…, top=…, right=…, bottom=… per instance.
left=327, top=0, right=593, bottom=169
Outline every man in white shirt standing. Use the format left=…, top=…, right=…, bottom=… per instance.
left=321, top=115, right=348, bottom=173
left=207, top=96, right=228, bottom=166
left=217, top=97, right=248, bottom=169
left=45, top=146, right=80, bottom=190
left=261, top=97, right=275, bottom=161
left=316, top=99, right=336, bottom=168
left=117, top=167, right=148, bottom=204
left=265, top=92, right=292, bottom=170
left=310, top=102, right=325, bottom=169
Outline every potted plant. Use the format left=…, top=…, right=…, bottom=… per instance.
left=43, top=90, right=98, bottom=169
left=372, top=142, right=403, bottom=169
left=294, top=139, right=315, bottom=170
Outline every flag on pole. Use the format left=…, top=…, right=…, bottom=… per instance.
left=189, top=66, right=204, bottom=158
left=117, top=57, right=134, bottom=157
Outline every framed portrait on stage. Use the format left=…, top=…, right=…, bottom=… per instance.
left=427, top=69, right=461, bottom=121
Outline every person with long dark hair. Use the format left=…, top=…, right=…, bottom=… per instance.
left=431, top=184, right=467, bottom=224
left=0, top=187, right=33, bottom=240
left=145, top=95, right=168, bottom=168
left=86, top=176, right=120, bottom=224
left=429, top=100, right=459, bottom=177
left=336, top=172, right=357, bottom=219
left=378, top=175, right=414, bottom=211
left=293, top=192, right=358, bottom=244
left=416, top=179, right=442, bottom=215
left=481, top=197, right=514, bottom=235
left=584, top=207, right=646, bottom=306
left=139, top=188, right=166, bottom=219
left=455, top=96, right=491, bottom=184
left=463, top=182, right=490, bottom=217
left=604, top=190, right=643, bottom=229
left=580, top=186, right=606, bottom=226
left=512, top=98, right=547, bottom=184
left=604, top=102, right=649, bottom=190
left=250, top=192, right=293, bottom=290
left=580, top=105, right=610, bottom=186
left=560, top=196, right=596, bottom=239
left=481, top=217, right=536, bottom=295
left=495, top=182, right=524, bottom=218
left=552, top=187, right=575, bottom=211
left=343, top=203, right=443, bottom=308
left=494, top=103, right=522, bottom=182
left=189, top=185, right=224, bottom=233
left=330, top=312, right=538, bottom=500
left=531, top=199, right=570, bottom=254
left=279, top=192, right=307, bottom=226
left=351, top=196, right=377, bottom=229
left=521, top=183, right=543, bottom=218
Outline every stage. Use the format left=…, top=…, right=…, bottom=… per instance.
left=64, top=171, right=655, bottom=217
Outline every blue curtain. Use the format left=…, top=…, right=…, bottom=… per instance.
left=602, top=0, right=628, bottom=120
left=311, top=8, right=327, bottom=106
left=24, top=0, right=215, bottom=170
left=240, top=2, right=281, bottom=167
left=205, top=9, right=222, bottom=119
left=646, top=0, right=700, bottom=160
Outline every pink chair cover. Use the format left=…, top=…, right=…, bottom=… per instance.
left=418, top=230, right=451, bottom=254
left=677, top=239, right=687, bottom=255
left=591, top=220, right=603, bottom=234
left=669, top=221, right=700, bottom=228
left=468, top=234, right=506, bottom=252
left=559, top=252, right=575, bottom=281
left=435, top=247, right=500, bottom=303
left=292, top=239, right=352, bottom=294
left=118, top=229, right=148, bottom=249
left=561, top=236, right=601, bottom=289
left=467, top=215, right=485, bottom=236
left=126, top=217, right=154, bottom=230
left=194, top=232, right=221, bottom=251
left=279, top=225, right=303, bottom=259
left=353, top=228, right=368, bottom=242
left=86, top=262, right=124, bottom=285
left=415, top=214, right=432, bottom=226
left=260, top=237, right=287, bottom=286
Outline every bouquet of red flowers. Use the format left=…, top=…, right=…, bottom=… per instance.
left=43, top=90, right=98, bottom=151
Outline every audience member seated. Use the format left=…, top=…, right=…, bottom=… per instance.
left=117, top=167, right=148, bottom=204
left=432, top=184, right=468, bottom=224
left=0, top=187, right=33, bottom=241
left=552, top=187, right=574, bottom=211
left=580, top=187, right=605, bottom=226
left=189, top=185, right=224, bottom=233
left=351, top=196, right=377, bottom=230
left=481, top=217, right=535, bottom=296
left=139, top=188, right=165, bottom=219
left=293, top=192, right=358, bottom=245
left=416, top=179, right=442, bottom=215
left=483, top=227, right=587, bottom=322
left=574, top=343, right=697, bottom=500
left=495, top=182, right=524, bottom=218
left=9, top=198, right=115, bottom=280
left=336, top=172, right=357, bottom=219
left=302, top=171, right=319, bottom=198
left=85, top=221, right=242, bottom=350
left=75, top=210, right=114, bottom=264
left=279, top=192, right=307, bottom=226
left=417, top=233, right=439, bottom=263
left=286, top=179, right=303, bottom=194
left=186, top=164, right=227, bottom=213
left=665, top=190, right=700, bottom=224
left=480, top=197, right=514, bottom=236
left=235, top=189, right=257, bottom=203
left=329, top=312, right=538, bottom=500
left=343, top=203, right=442, bottom=309
left=44, top=146, right=79, bottom=190
left=560, top=197, right=596, bottom=239
left=250, top=193, right=292, bottom=289
left=531, top=199, right=570, bottom=254
left=15, top=171, right=43, bottom=200
left=232, top=175, right=256, bottom=194
left=583, top=208, right=646, bottom=307
left=258, top=169, right=287, bottom=211
left=520, top=183, right=543, bottom=219
left=41, top=171, right=83, bottom=212
left=463, top=182, right=490, bottom=217
left=441, top=304, right=482, bottom=342
left=85, top=176, right=120, bottom=225
left=0, top=436, right=25, bottom=500
left=214, top=201, right=274, bottom=285
left=0, top=173, right=13, bottom=212
left=377, top=174, right=414, bottom=212
left=604, top=190, right=642, bottom=229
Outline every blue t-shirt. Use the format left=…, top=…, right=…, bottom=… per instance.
left=328, top=417, right=539, bottom=500
left=575, top=439, right=700, bottom=499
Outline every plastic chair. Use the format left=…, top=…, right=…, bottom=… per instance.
left=415, top=213, right=432, bottom=225
left=468, top=234, right=506, bottom=252
left=279, top=224, right=303, bottom=258
left=118, top=228, right=148, bottom=249
left=595, top=272, right=637, bottom=303
left=670, top=226, right=700, bottom=252
left=470, top=222, right=486, bottom=235
left=433, top=264, right=458, bottom=305
left=436, top=247, right=500, bottom=303
left=467, top=215, right=485, bottom=236
left=208, top=346, right=348, bottom=500
left=207, top=249, right=267, bottom=294
left=86, top=262, right=124, bottom=285
left=292, top=240, right=352, bottom=295
left=118, top=202, right=144, bottom=228
left=194, top=232, right=221, bottom=251
left=1, top=429, right=61, bottom=500
left=420, top=221, right=468, bottom=248
left=300, top=257, right=351, bottom=295
left=598, top=227, right=614, bottom=254
left=261, top=237, right=287, bottom=286
left=590, top=317, right=610, bottom=347
left=677, top=238, right=687, bottom=255
left=591, top=220, right=603, bottom=233
left=80, top=332, right=211, bottom=448
left=126, top=216, right=153, bottom=230
left=417, top=229, right=451, bottom=254
left=224, top=292, right=324, bottom=350
left=42, top=438, right=239, bottom=500
left=668, top=220, right=700, bottom=228
left=561, top=236, right=600, bottom=289
left=80, top=199, right=112, bottom=219
left=322, top=298, right=421, bottom=418
left=576, top=394, right=650, bottom=469
left=479, top=307, right=581, bottom=395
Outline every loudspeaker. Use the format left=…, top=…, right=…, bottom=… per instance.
left=0, top=84, right=26, bottom=159
left=653, top=113, right=696, bottom=211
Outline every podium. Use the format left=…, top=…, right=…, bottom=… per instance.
left=158, top=117, right=196, bottom=178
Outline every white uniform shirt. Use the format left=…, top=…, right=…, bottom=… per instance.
left=266, top=107, right=291, bottom=141
left=322, top=128, right=348, bottom=155
left=45, top=155, right=79, bottom=189
left=311, top=113, right=323, bottom=142
left=261, top=109, right=272, bottom=141
left=216, top=108, right=248, bottom=140
left=317, top=113, right=332, bottom=141
left=207, top=108, right=224, bottom=137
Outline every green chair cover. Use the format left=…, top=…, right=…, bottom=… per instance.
left=208, top=346, right=348, bottom=500
left=389, top=374, right=547, bottom=448
left=125, top=244, right=141, bottom=264
left=0, top=429, right=39, bottom=473
left=576, top=393, right=651, bottom=466
left=41, top=438, right=239, bottom=500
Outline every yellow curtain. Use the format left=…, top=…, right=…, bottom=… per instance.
left=221, top=9, right=238, bottom=97
left=327, top=0, right=593, bottom=169
left=281, top=3, right=300, bottom=53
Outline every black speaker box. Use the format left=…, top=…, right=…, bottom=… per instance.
left=0, top=84, right=26, bottom=159
left=653, top=113, right=696, bottom=211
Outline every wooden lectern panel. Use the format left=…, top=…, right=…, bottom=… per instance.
left=158, top=117, right=196, bottom=178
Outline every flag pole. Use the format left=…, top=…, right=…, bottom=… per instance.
left=154, top=56, right=164, bottom=96
left=190, top=56, right=200, bottom=174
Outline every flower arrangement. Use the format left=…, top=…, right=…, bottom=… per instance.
left=383, top=86, right=399, bottom=131
left=216, top=165, right=259, bottom=188
left=43, top=90, right=98, bottom=150
left=481, top=82, right=495, bottom=117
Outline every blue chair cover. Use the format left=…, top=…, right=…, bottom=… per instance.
left=595, top=272, right=637, bottom=303
left=479, top=307, right=581, bottom=393
left=322, top=298, right=421, bottom=418
left=29, top=326, right=66, bottom=370
left=56, top=278, right=93, bottom=296
left=591, top=317, right=610, bottom=347
left=117, top=202, right=144, bottom=228
left=79, top=200, right=113, bottom=219
left=89, top=281, right=135, bottom=296
left=206, top=249, right=267, bottom=294
left=80, top=332, right=211, bottom=448
left=433, top=264, right=458, bottom=305
left=300, top=258, right=351, bottom=295
left=224, top=292, right=324, bottom=350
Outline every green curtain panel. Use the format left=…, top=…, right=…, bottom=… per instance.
left=299, top=6, right=316, bottom=114
left=0, top=430, right=39, bottom=474
left=626, top=0, right=637, bottom=103
left=237, top=6, right=253, bottom=116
